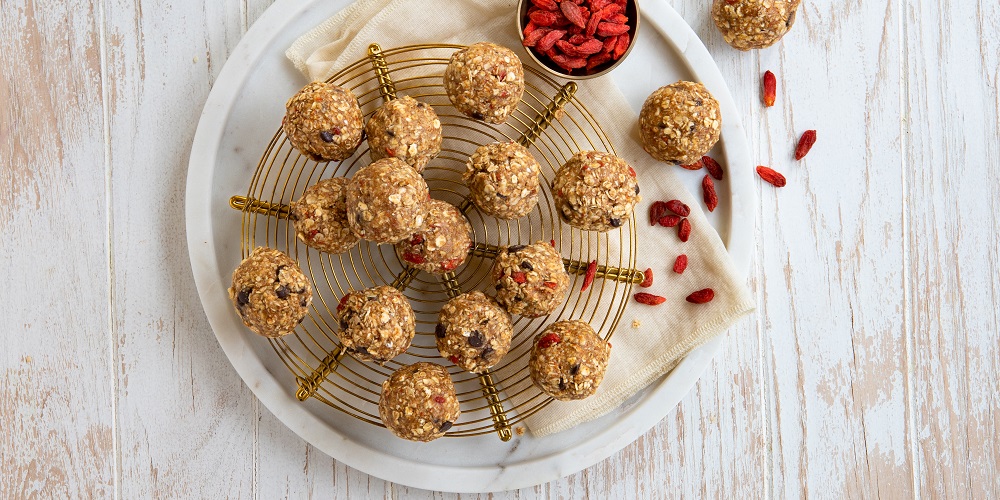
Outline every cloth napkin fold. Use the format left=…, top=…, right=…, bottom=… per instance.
left=287, top=0, right=754, bottom=437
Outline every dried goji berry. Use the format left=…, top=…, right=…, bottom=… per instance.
left=634, top=292, right=666, bottom=306
left=555, top=39, right=602, bottom=57
left=762, top=70, right=776, bottom=107
left=627, top=165, right=636, bottom=177
left=795, top=130, right=817, bottom=160
left=523, top=21, right=539, bottom=37
left=596, top=21, right=629, bottom=37
left=448, top=355, right=460, bottom=364
left=678, top=218, right=691, bottom=242
left=612, top=32, right=630, bottom=59
left=543, top=281, right=559, bottom=289
left=538, top=333, right=561, bottom=348
left=409, top=234, right=424, bottom=246
left=529, top=10, right=560, bottom=26
left=702, top=155, right=724, bottom=180
left=512, top=271, right=527, bottom=284
left=581, top=260, right=598, bottom=291
left=702, top=175, right=718, bottom=212
left=591, top=0, right=610, bottom=10
left=659, top=215, right=681, bottom=227
left=756, top=166, right=787, bottom=187
left=686, top=288, right=715, bottom=304
left=402, top=252, right=426, bottom=264
left=336, top=294, right=349, bottom=312
left=531, top=0, right=559, bottom=10
left=550, top=239, right=556, bottom=247
left=560, top=1, right=588, bottom=28
left=550, top=53, right=587, bottom=70
left=433, top=395, right=447, bottom=404
left=568, top=34, right=589, bottom=44
left=649, top=200, right=667, bottom=226
left=680, top=159, right=703, bottom=170
left=673, top=254, right=688, bottom=274
left=640, top=267, right=653, bottom=288
left=665, top=200, right=690, bottom=217
left=523, top=27, right=552, bottom=47
left=537, top=29, right=567, bottom=51
left=601, top=35, right=617, bottom=54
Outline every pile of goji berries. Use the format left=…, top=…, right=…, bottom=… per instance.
left=522, top=0, right=633, bottom=75
left=632, top=198, right=715, bottom=306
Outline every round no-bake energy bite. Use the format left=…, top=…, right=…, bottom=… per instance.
left=529, top=320, right=610, bottom=401
left=365, top=96, right=443, bottom=173
left=551, top=150, right=640, bottom=232
left=437, top=291, right=513, bottom=373
left=639, top=81, right=722, bottom=166
left=336, top=285, right=415, bottom=364
left=444, top=42, right=525, bottom=124
left=346, top=157, right=430, bottom=244
left=491, top=241, right=570, bottom=318
left=289, top=177, right=360, bottom=254
left=712, top=0, right=801, bottom=51
left=394, top=199, right=473, bottom=274
left=464, top=141, right=540, bottom=220
left=282, top=82, right=364, bottom=162
left=379, top=362, right=460, bottom=442
left=229, top=247, right=312, bottom=338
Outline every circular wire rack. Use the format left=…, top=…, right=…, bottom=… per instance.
left=230, top=43, right=643, bottom=440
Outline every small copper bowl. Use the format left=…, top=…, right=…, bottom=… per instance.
left=515, top=0, right=640, bottom=80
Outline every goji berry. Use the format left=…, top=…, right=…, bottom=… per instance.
left=512, top=271, right=527, bottom=284
left=702, top=175, right=718, bottom=212
left=336, top=294, right=349, bottom=312
left=550, top=53, right=587, bottom=70
left=550, top=239, right=556, bottom=247
left=591, top=0, right=610, bottom=9
left=659, top=215, right=681, bottom=227
left=433, top=395, right=447, bottom=404
left=522, top=27, right=552, bottom=47
left=627, top=165, right=636, bottom=177
left=673, top=254, right=688, bottom=274
left=581, top=260, right=598, bottom=291
left=531, top=0, right=559, bottom=10
left=612, top=32, right=630, bottom=59
left=409, top=234, right=424, bottom=246
left=686, top=288, right=715, bottom=304
left=795, top=130, right=817, bottom=160
left=680, top=159, right=703, bottom=170
left=665, top=200, right=690, bottom=217
left=756, top=166, right=787, bottom=187
left=543, top=281, right=559, bottom=289
left=649, top=201, right=667, bottom=226
left=640, top=267, right=653, bottom=288
left=601, top=35, right=617, bottom=54
left=678, top=218, right=691, bottom=242
left=634, top=292, right=666, bottom=306
left=448, top=355, right=460, bottom=364
left=555, top=39, right=602, bottom=57
left=538, top=333, right=561, bottom=348
left=568, top=34, right=589, bottom=44
left=585, top=8, right=603, bottom=36
left=537, top=29, right=567, bottom=52
left=402, top=252, right=426, bottom=264
left=523, top=21, right=539, bottom=37
left=702, top=155, right=724, bottom=180
left=560, top=1, right=587, bottom=28
left=596, top=21, right=629, bottom=37
left=762, top=70, right=776, bottom=107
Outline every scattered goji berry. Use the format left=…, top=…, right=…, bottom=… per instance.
left=649, top=200, right=667, bottom=226
left=659, top=215, right=681, bottom=227
left=627, top=165, right=636, bottom=177
left=702, top=175, right=718, bottom=212
left=640, top=268, right=653, bottom=288
left=680, top=159, right=703, bottom=170
left=581, top=260, right=598, bottom=291
left=795, top=130, right=817, bottom=160
left=686, top=288, right=715, bottom=304
left=678, top=218, right=691, bottom=242
left=762, top=70, right=776, bottom=107
left=538, top=333, right=561, bottom=348
left=756, top=166, right=787, bottom=187
left=634, top=292, right=666, bottom=306
left=512, top=271, right=527, bottom=284
left=665, top=200, right=690, bottom=217
left=673, top=254, right=688, bottom=274
left=702, top=155, right=723, bottom=180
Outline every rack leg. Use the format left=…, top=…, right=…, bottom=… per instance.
left=295, top=346, right=346, bottom=401
left=367, top=43, right=398, bottom=103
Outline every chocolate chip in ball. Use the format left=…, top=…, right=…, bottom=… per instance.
left=439, top=420, right=453, bottom=432
left=468, top=330, right=485, bottom=348
left=507, top=245, right=526, bottom=253
left=237, top=289, right=252, bottom=307
left=274, top=265, right=286, bottom=283
left=471, top=111, right=485, bottom=120
left=480, top=346, right=494, bottom=359
left=435, top=323, right=447, bottom=338
left=520, top=261, right=533, bottom=271
left=609, top=218, right=622, bottom=227
left=570, top=362, right=581, bottom=375
left=320, top=131, right=335, bottom=142
left=276, top=285, right=291, bottom=299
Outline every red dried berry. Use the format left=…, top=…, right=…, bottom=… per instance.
left=586, top=52, right=612, bottom=71
left=659, top=215, right=681, bottom=227
left=591, top=0, right=610, bottom=10
left=409, top=234, right=424, bottom=246
left=543, top=281, right=559, bottom=289
left=665, top=200, right=690, bottom=217
left=612, top=32, right=630, bottom=59
left=523, top=21, right=539, bottom=37
left=448, top=355, right=460, bottom=364
left=560, top=1, right=587, bottom=28
left=762, top=70, right=776, bottom=107
left=596, top=21, right=629, bottom=37
left=529, top=10, right=560, bottom=26
left=531, top=0, right=559, bottom=10
left=678, top=218, right=691, bottom=242
left=686, top=288, right=715, bottom=304
left=795, top=130, right=817, bottom=160
left=673, top=254, right=688, bottom=274
left=550, top=239, right=556, bottom=247
left=433, top=395, right=447, bottom=404
left=679, top=159, right=703, bottom=170
left=402, top=252, right=426, bottom=264
left=538, top=333, right=562, bottom=348
left=640, top=268, right=653, bottom=288
left=702, top=155, right=723, bottom=180
left=555, top=39, right=603, bottom=57
left=550, top=53, right=587, bottom=70
left=585, top=7, right=603, bottom=36
left=537, top=29, right=567, bottom=51
left=512, top=271, right=528, bottom=284
left=649, top=201, right=667, bottom=226
left=634, top=292, right=666, bottom=306
left=581, top=260, right=598, bottom=291
left=756, top=166, right=787, bottom=187
left=307, top=229, right=319, bottom=239
left=702, top=175, right=718, bottom=212
left=627, top=165, right=636, bottom=177
left=336, top=294, right=350, bottom=312
left=523, top=27, right=552, bottom=47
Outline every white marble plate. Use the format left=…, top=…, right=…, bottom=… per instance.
left=186, top=0, right=753, bottom=493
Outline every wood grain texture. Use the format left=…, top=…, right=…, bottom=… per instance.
left=2, top=0, right=1000, bottom=497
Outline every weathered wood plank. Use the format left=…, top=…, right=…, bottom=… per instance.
left=0, top=0, right=116, bottom=497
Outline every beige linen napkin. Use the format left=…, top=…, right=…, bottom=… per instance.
left=287, top=0, right=754, bottom=437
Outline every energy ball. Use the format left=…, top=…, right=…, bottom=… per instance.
left=366, top=96, right=443, bottom=173
left=346, top=157, right=429, bottom=244
left=491, top=241, right=569, bottom=318
left=394, top=199, right=473, bottom=274
left=552, top=150, right=640, bottom=232
left=444, top=42, right=525, bottom=124
left=529, top=320, right=610, bottom=401
left=639, top=81, right=722, bottom=166
left=464, top=141, right=540, bottom=220
left=229, top=247, right=312, bottom=338
left=289, top=178, right=360, bottom=254
left=436, top=291, right=513, bottom=373
left=379, top=362, right=460, bottom=442
left=336, top=285, right=415, bottom=364
left=282, top=82, right=364, bottom=162
left=712, top=0, right=801, bottom=51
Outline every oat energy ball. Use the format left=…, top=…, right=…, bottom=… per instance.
left=336, top=286, right=415, bottom=363
left=346, top=157, right=430, bottom=244
left=229, top=247, right=312, bottom=338
left=366, top=96, right=442, bottom=173
left=282, top=82, right=364, bottom=162
left=379, top=362, right=460, bottom=442
left=639, top=81, right=722, bottom=166
left=529, top=320, right=610, bottom=401
left=394, top=199, right=472, bottom=274
left=552, top=150, right=640, bottom=232
left=492, top=241, right=569, bottom=318
left=437, top=291, right=513, bottom=373
left=464, top=141, right=540, bottom=219
left=289, top=178, right=360, bottom=254
left=712, top=0, right=801, bottom=51
left=444, top=42, right=525, bottom=124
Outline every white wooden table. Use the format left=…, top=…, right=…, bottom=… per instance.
left=3, top=0, right=998, bottom=497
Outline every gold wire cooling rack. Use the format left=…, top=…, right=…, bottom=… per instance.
left=229, top=43, right=643, bottom=441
